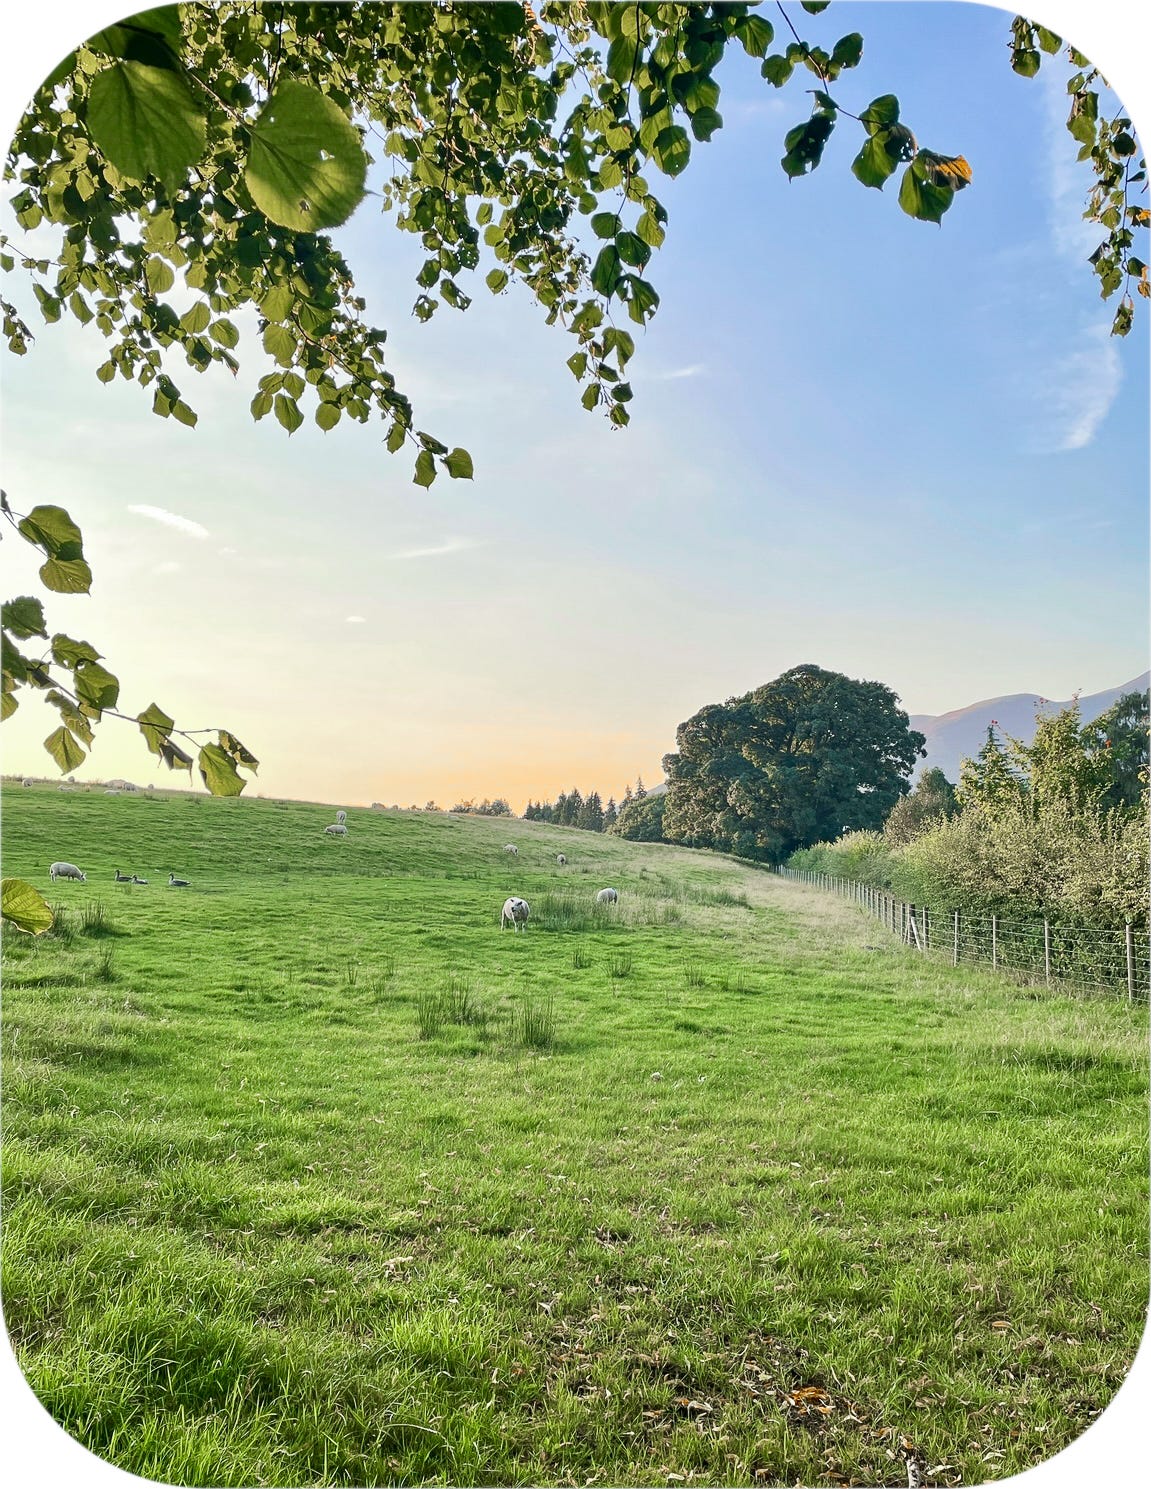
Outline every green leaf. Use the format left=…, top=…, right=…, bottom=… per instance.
left=898, top=165, right=954, bottom=224
left=261, top=284, right=295, bottom=321
left=73, top=658, right=120, bottom=711
left=17, top=504, right=84, bottom=560
left=652, top=125, right=691, bottom=177
left=689, top=107, right=722, bottom=143
left=637, top=212, right=665, bottom=249
left=274, top=393, right=303, bottom=433
left=2, top=596, right=47, bottom=640
left=566, top=351, right=588, bottom=379
left=615, top=231, right=649, bottom=267
left=591, top=244, right=622, bottom=297
left=44, top=724, right=87, bottom=774
left=171, top=399, right=197, bottom=427
left=413, top=449, right=436, bottom=488
left=40, top=556, right=94, bottom=595
left=485, top=268, right=509, bottom=293
left=315, top=401, right=341, bottom=431
left=1, top=691, right=17, bottom=721
left=444, top=448, right=474, bottom=480
left=606, top=34, right=638, bottom=84
left=197, top=742, right=246, bottom=796
left=761, top=54, right=794, bottom=87
left=831, top=33, right=864, bottom=70
left=245, top=80, right=368, bottom=232
left=180, top=301, right=210, bottom=334
left=50, top=634, right=101, bottom=668
left=736, top=15, right=774, bottom=58
left=145, top=255, right=175, bottom=294
left=1, top=877, right=54, bottom=935
left=45, top=690, right=94, bottom=746
left=218, top=729, right=259, bottom=772
left=590, top=211, right=618, bottom=239
left=1011, top=47, right=1041, bottom=78
left=137, top=700, right=175, bottom=755
left=87, top=59, right=207, bottom=188
left=860, top=95, right=900, bottom=135
left=1036, top=26, right=1062, bottom=54
left=851, top=134, right=899, bottom=189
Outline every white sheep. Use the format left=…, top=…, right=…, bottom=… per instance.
left=501, top=896, right=530, bottom=932
left=596, top=887, right=619, bottom=905
left=49, top=862, right=86, bottom=882
left=22, top=778, right=33, bottom=787
left=324, top=823, right=348, bottom=836
left=504, top=844, right=519, bottom=856
left=556, top=853, right=567, bottom=866
left=168, top=873, right=190, bottom=888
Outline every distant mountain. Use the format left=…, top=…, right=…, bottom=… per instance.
left=909, top=672, right=1150, bottom=784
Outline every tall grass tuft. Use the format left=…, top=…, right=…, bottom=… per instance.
left=517, top=994, right=557, bottom=1050
left=78, top=902, right=117, bottom=938
left=570, top=944, right=591, bottom=971
left=683, top=960, right=707, bottom=989
left=416, top=989, right=446, bottom=1039
left=608, top=950, right=634, bottom=979
left=93, top=945, right=117, bottom=982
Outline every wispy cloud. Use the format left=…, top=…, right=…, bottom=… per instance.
left=1041, top=64, right=1098, bottom=264
left=650, top=364, right=707, bottom=382
left=128, top=504, right=210, bottom=539
left=1034, top=66, right=1122, bottom=450
left=345, top=615, right=367, bottom=624
left=386, top=535, right=482, bottom=560
left=1037, top=322, right=1122, bottom=452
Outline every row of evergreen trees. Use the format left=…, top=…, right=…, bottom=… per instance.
left=523, top=779, right=649, bottom=832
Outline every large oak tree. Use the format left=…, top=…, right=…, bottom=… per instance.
left=661, top=663, right=926, bottom=860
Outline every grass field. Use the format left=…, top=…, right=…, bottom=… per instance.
left=2, top=784, right=1147, bottom=1487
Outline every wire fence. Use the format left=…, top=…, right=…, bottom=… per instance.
left=774, top=866, right=1149, bottom=1002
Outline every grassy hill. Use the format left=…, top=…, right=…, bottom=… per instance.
left=2, top=786, right=1147, bottom=1486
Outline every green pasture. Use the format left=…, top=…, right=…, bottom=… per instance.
left=1, top=784, right=1147, bottom=1486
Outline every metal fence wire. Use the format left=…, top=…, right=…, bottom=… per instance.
left=774, top=866, right=1149, bottom=1002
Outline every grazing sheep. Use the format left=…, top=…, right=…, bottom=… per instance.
left=335, top=810, right=347, bottom=824
left=49, top=862, right=86, bottom=882
left=168, top=873, right=190, bottom=888
left=22, top=778, right=34, bottom=787
left=556, top=853, right=567, bottom=866
left=324, top=823, right=348, bottom=836
left=504, top=844, right=518, bottom=856
left=501, top=896, right=530, bottom=932
left=113, top=869, right=132, bottom=882
left=596, top=887, right=619, bottom=905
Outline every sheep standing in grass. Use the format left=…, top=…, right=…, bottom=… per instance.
left=504, top=844, right=518, bottom=857
left=501, top=896, right=530, bottom=932
left=596, top=887, right=619, bottom=905
left=324, top=812, right=349, bottom=837
left=556, top=853, right=567, bottom=866
left=49, top=862, right=86, bottom=883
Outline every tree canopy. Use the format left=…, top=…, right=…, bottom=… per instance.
left=2, top=1, right=1144, bottom=488
left=661, top=663, right=926, bottom=861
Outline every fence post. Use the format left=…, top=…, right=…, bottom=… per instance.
left=991, top=915, right=998, bottom=971
left=953, top=911, right=959, bottom=967
left=1044, top=919, right=1051, bottom=985
left=922, top=906, right=929, bottom=952
left=1127, top=921, right=1135, bottom=1004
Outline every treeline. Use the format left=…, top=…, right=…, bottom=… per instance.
left=789, top=691, right=1149, bottom=931
left=524, top=779, right=651, bottom=832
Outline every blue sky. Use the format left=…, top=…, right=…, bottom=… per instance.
left=1, top=1, right=1148, bottom=813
